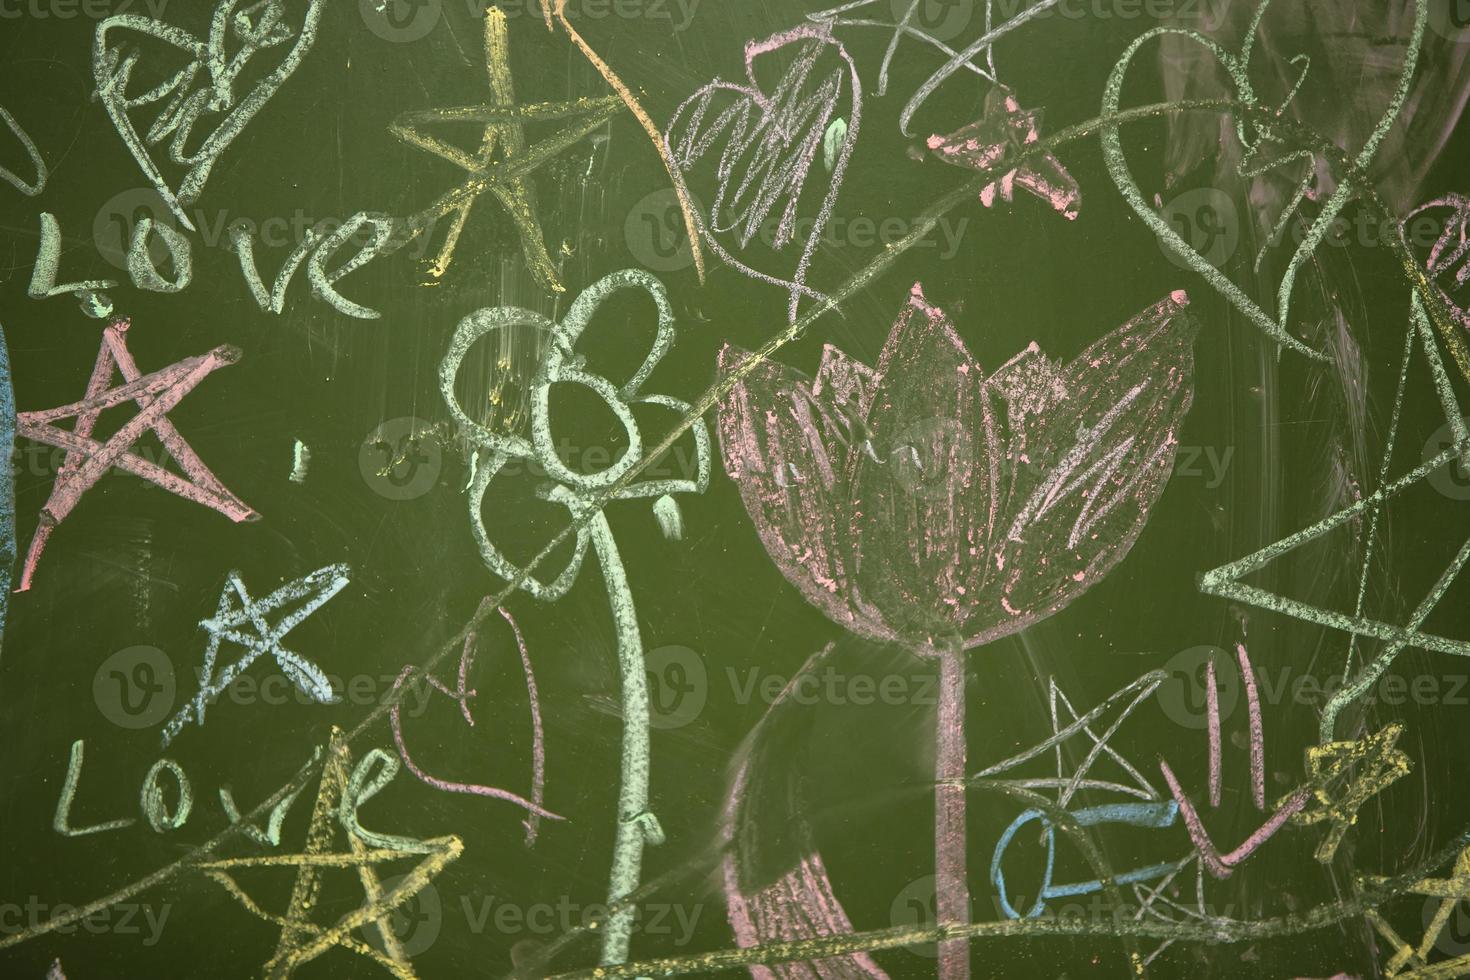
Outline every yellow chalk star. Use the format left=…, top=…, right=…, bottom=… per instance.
left=390, top=7, right=622, bottom=290
left=1288, top=721, right=1411, bottom=863
left=1366, top=842, right=1470, bottom=977
left=198, top=729, right=462, bottom=979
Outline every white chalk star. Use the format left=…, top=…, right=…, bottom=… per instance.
left=162, top=563, right=351, bottom=747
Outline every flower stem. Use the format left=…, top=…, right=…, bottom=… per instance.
left=934, top=642, right=969, bottom=980
left=588, top=510, right=661, bottom=968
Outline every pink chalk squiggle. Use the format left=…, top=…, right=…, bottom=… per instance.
left=1160, top=642, right=1307, bottom=878
left=390, top=602, right=559, bottom=837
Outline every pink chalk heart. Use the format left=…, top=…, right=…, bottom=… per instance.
left=665, top=22, right=861, bottom=322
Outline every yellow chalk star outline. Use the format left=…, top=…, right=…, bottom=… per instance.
left=391, top=7, right=622, bottom=290
left=197, top=728, right=463, bottom=979
left=1363, top=840, right=1470, bottom=977
left=1288, top=721, right=1412, bottom=864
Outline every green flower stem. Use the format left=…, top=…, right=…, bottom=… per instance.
left=589, top=509, right=663, bottom=967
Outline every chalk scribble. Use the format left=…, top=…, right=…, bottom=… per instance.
left=665, top=23, right=861, bottom=322
left=390, top=599, right=559, bottom=841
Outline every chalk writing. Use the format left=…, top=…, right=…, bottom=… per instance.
left=53, top=740, right=136, bottom=838
left=9, top=9, right=1470, bottom=972
left=27, top=213, right=117, bottom=319
left=229, top=209, right=394, bottom=319
left=198, top=728, right=462, bottom=979
left=0, top=104, right=46, bottom=196
left=140, top=757, right=193, bottom=832
left=220, top=746, right=323, bottom=847
left=125, top=216, right=192, bottom=293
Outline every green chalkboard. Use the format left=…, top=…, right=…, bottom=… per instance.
left=3, top=1, right=1470, bottom=978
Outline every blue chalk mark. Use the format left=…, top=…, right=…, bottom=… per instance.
left=989, top=800, right=1180, bottom=919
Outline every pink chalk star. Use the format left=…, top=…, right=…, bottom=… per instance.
left=16, top=317, right=257, bottom=591
left=927, top=84, right=1081, bottom=220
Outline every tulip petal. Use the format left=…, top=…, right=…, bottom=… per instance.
left=812, top=343, right=880, bottom=417
left=974, top=291, right=1198, bottom=647
left=717, top=344, right=892, bottom=643
left=848, top=283, right=999, bottom=645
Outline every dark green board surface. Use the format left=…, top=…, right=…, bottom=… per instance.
left=2, top=1, right=1470, bottom=977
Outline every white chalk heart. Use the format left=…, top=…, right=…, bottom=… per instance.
left=1100, top=0, right=1428, bottom=362
left=93, top=0, right=325, bottom=231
